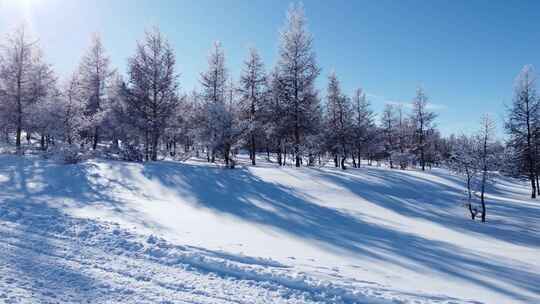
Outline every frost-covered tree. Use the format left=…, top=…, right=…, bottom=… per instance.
left=381, top=104, right=398, bottom=168
left=351, top=88, right=375, bottom=168
left=449, top=134, right=480, bottom=220
left=450, top=116, right=500, bottom=222
left=0, top=27, right=55, bottom=151
left=78, top=34, right=114, bottom=150
left=238, top=48, right=266, bottom=165
left=200, top=41, right=228, bottom=162
left=394, top=105, right=414, bottom=169
left=58, top=73, right=87, bottom=145
left=324, top=72, right=352, bottom=169
left=276, top=3, right=321, bottom=167
left=122, top=28, right=180, bottom=161
left=200, top=41, right=228, bottom=105
left=265, top=67, right=289, bottom=166
left=476, top=114, right=499, bottom=222
left=410, top=87, right=437, bottom=170
left=505, top=65, right=539, bottom=198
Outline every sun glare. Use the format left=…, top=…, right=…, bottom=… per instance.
left=1, top=0, right=43, bottom=25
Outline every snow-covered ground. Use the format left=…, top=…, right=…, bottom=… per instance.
left=0, top=154, right=538, bottom=303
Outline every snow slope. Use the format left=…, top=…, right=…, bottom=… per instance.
left=0, top=154, right=538, bottom=303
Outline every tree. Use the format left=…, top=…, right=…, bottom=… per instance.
left=265, top=67, right=289, bottom=166
left=58, top=73, right=86, bottom=145
left=0, top=26, right=55, bottom=151
left=200, top=41, right=228, bottom=162
left=505, top=65, right=539, bottom=198
left=350, top=88, right=375, bottom=168
left=410, top=87, right=437, bottom=170
left=122, top=28, right=180, bottom=161
left=324, top=72, right=352, bottom=169
left=477, top=114, right=498, bottom=222
left=394, top=104, right=413, bottom=169
left=78, top=34, right=114, bottom=150
left=276, top=3, right=321, bottom=167
left=449, top=134, right=481, bottom=220
left=381, top=104, right=397, bottom=168
left=238, top=48, right=266, bottom=165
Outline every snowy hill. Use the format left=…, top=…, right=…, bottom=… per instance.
left=0, top=154, right=538, bottom=304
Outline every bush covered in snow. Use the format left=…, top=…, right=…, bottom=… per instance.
left=120, top=143, right=144, bottom=162
left=43, top=144, right=85, bottom=164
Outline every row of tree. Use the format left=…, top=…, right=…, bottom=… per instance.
left=0, top=5, right=442, bottom=169
left=0, top=5, right=538, bottom=204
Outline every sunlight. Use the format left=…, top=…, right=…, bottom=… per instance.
left=1, top=0, right=42, bottom=21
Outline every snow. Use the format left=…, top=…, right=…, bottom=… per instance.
left=0, top=154, right=538, bottom=303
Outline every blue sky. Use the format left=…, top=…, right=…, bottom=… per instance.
left=1, top=0, right=539, bottom=136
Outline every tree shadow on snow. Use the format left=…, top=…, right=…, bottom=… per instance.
left=312, top=167, right=540, bottom=248
left=140, top=161, right=539, bottom=303
left=0, top=156, right=102, bottom=302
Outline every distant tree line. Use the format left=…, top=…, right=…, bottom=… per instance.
left=0, top=4, right=538, bottom=219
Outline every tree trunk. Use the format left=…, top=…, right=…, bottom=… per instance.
left=530, top=174, right=537, bottom=199
left=420, top=147, right=425, bottom=171
left=465, top=170, right=476, bottom=220
left=480, top=188, right=486, bottom=223
left=250, top=133, right=256, bottom=165
left=40, top=134, right=45, bottom=150
left=92, top=126, right=99, bottom=150
left=151, top=132, right=159, bottom=161
left=536, top=173, right=540, bottom=196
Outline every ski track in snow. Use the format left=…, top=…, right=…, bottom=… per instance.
left=0, top=199, right=478, bottom=304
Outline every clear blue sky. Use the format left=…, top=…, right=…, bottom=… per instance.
left=1, top=0, right=539, bottom=136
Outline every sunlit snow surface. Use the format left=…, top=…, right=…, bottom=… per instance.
left=0, top=154, right=538, bottom=303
